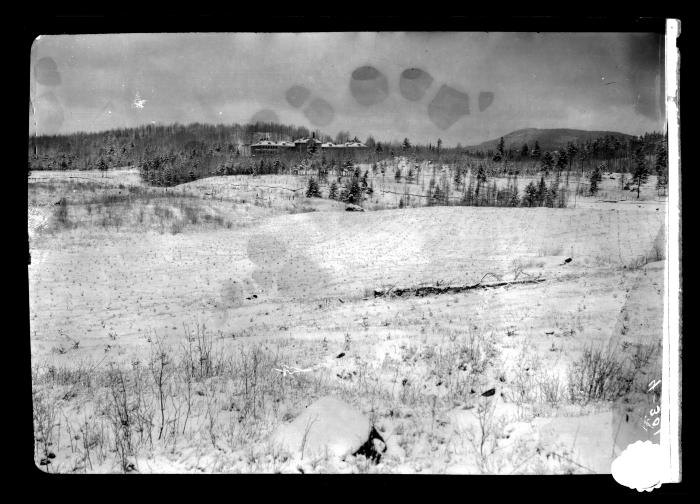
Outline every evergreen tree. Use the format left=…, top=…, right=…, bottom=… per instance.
left=402, top=138, right=411, bottom=151
left=328, top=181, right=338, bottom=200
left=545, top=177, right=559, bottom=207
left=589, top=163, right=604, bottom=195
left=98, top=157, right=108, bottom=177
left=305, top=177, right=321, bottom=198
left=164, top=167, right=173, bottom=187
left=632, top=148, right=650, bottom=199
left=520, top=143, right=529, bottom=159
left=347, top=177, right=364, bottom=205
left=394, top=167, right=402, bottom=182
left=523, top=182, right=538, bottom=207
left=509, top=178, right=520, bottom=207
left=493, top=137, right=506, bottom=161
left=556, top=151, right=568, bottom=174
left=566, top=143, right=578, bottom=170
left=476, top=164, right=487, bottom=184
left=541, top=152, right=554, bottom=175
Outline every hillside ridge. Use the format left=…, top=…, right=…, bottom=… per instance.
left=467, top=128, right=636, bottom=152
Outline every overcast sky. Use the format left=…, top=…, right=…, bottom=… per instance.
left=29, top=32, right=665, bottom=146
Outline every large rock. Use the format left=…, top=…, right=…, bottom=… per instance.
left=271, top=396, right=386, bottom=462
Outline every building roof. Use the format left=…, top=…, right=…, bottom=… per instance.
left=293, top=137, right=323, bottom=144
left=250, top=138, right=366, bottom=149
left=318, top=141, right=368, bottom=148
left=251, top=140, right=295, bottom=148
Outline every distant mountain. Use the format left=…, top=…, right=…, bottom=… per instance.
left=466, top=128, right=635, bottom=152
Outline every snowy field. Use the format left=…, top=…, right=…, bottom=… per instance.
left=29, top=166, right=666, bottom=474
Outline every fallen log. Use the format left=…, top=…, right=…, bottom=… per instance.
left=373, top=277, right=546, bottom=298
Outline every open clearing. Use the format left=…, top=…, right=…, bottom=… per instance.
left=29, top=167, right=666, bottom=474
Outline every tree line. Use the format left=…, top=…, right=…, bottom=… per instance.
left=28, top=122, right=667, bottom=199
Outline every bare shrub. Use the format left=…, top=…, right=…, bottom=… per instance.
left=37, top=362, right=93, bottom=389
left=507, top=346, right=541, bottom=406
left=510, top=367, right=537, bottom=406
left=33, top=388, right=58, bottom=469
left=567, top=342, right=633, bottom=404
left=148, top=335, right=172, bottom=441
left=537, top=370, right=563, bottom=407
left=183, top=323, right=218, bottom=380
left=467, top=397, right=507, bottom=473
left=105, top=365, right=135, bottom=472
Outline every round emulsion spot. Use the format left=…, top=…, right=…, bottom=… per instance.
left=350, top=65, right=389, bottom=106
left=31, top=91, right=64, bottom=135
left=285, top=85, right=311, bottom=108
left=427, top=85, right=470, bottom=130
left=34, top=57, right=61, bottom=87
left=399, top=68, right=433, bottom=101
left=250, top=109, right=280, bottom=124
left=303, top=98, right=335, bottom=127
left=479, top=91, right=495, bottom=112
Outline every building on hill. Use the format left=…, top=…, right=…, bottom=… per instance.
left=251, top=131, right=368, bottom=156
left=251, top=140, right=295, bottom=155
left=323, top=140, right=368, bottom=157
left=293, top=132, right=324, bottom=153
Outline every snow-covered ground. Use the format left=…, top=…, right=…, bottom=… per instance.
left=29, top=168, right=666, bottom=473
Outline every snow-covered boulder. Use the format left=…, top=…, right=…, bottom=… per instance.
left=271, top=396, right=385, bottom=462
